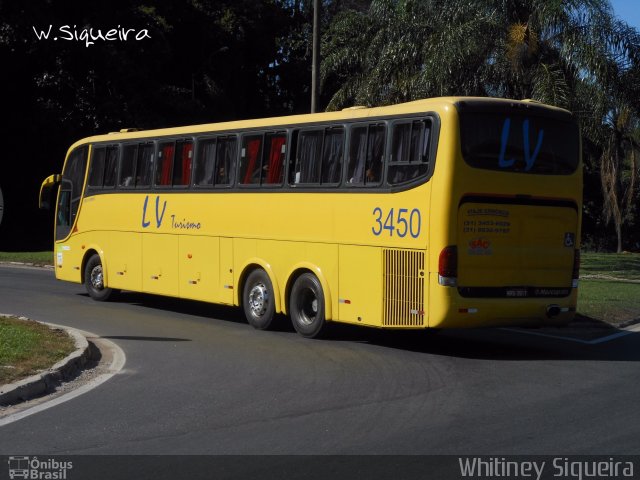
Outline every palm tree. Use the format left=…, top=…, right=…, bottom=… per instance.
left=574, top=53, right=640, bottom=252
left=322, top=0, right=638, bottom=111
left=598, top=104, right=639, bottom=252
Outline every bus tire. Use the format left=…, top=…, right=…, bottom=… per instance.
left=84, top=254, right=115, bottom=301
left=242, top=269, right=276, bottom=330
left=290, top=273, right=327, bottom=339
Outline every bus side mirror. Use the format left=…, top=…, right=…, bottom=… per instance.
left=39, top=174, right=62, bottom=210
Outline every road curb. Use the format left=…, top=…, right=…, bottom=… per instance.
left=0, top=261, right=53, bottom=270
left=0, top=315, right=92, bottom=406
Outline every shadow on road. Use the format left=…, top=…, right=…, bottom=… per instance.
left=78, top=290, right=247, bottom=324
left=328, top=324, right=640, bottom=362
left=79, top=291, right=640, bottom=362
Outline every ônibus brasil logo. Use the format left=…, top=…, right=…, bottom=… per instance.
left=8, top=456, right=73, bottom=479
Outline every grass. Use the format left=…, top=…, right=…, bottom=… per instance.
left=578, top=253, right=640, bottom=325
left=578, top=281, right=640, bottom=325
left=579, top=252, right=640, bottom=281
left=0, top=251, right=53, bottom=266
left=0, top=316, right=75, bottom=385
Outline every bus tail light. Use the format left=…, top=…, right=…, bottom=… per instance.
left=572, top=249, right=580, bottom=288
left=438, top=246, right=458, bottom=287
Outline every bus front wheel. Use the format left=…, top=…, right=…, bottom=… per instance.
left=242, top=269, right=276, bottom=330
left=290, top=273, right=327, bottom=339
left=84, top=254, right=115, bottom=301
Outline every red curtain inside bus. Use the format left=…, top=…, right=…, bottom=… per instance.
left=243, top=139, right=261, bottom=184
left=266, top=136, right=286, bottom=184
left=160, top=144, right=175, bottom=185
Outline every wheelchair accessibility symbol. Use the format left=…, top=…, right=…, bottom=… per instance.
left=564, top=232, right=575, bottom=248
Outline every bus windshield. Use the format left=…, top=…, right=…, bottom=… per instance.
left=459, top=108, right=579, bottom=175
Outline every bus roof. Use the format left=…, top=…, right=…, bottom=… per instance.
left=67, top=96, right=572, bottom=151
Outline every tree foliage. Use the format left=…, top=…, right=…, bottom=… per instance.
left=0, top=0, right=297, bottom=249
left=0, top=0, right=638, bottom=251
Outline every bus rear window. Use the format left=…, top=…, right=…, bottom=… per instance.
left=460, top=112, right=579, bottom=175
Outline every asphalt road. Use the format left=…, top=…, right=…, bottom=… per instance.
left=1, top=264, right=640, bottom=456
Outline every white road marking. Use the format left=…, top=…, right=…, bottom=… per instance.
left=502, top=322, right=640, bottom=345
left=0, top=327, right=126, bottom=427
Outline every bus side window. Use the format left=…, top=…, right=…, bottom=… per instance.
left=288, top=130, right=300, bottom=185
left=195, top=139, right=216, bottom=187
left=239, top=135, right=263, bottom=185
left=57, top=189, right=71, bottom=227
left=290, top=127, right=344, bottom=186
left=67, top=147, right=88, bottom=199
left=103, top=146, right=119, bottom=188
left=119, top=144, right=137, bottom=188
left=366, top=124, right=385, bottom=185
left=88, top=147, right=106, bottom=188
left=388, top=119, right=431, bottom=185
left=294, top=130, right=323, bottom=184
left=347, top=126, right=367, bottom=185
left=136, top=143, right=155, bottom=188
left=321, top=127, right=344, bottom=184
left=348, top=124, right=385, bottom=186
left=215, top=136, right=237, bottom=186
left=173, top=140, right=193, bottom=187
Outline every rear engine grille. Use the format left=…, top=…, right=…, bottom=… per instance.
left=383, top=249, right=425, bottom=326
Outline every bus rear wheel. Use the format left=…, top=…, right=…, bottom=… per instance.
left=84, top=254, right=115, bottom=301
left=242, top=269, right=276, bottom=330
left=290, top=273, right=327, bottom=338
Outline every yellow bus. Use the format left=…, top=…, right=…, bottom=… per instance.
left=40, top=97, right=581, bottom=338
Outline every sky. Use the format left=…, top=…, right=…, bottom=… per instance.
left=609, top=0, right=640, bottom=31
